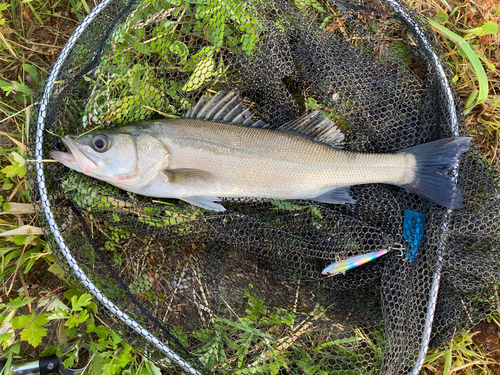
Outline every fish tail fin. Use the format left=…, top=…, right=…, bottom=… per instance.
left=397, top=137, right=471, bottom=209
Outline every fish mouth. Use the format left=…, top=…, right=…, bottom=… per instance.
left=50, top=136, right=98, bottom=174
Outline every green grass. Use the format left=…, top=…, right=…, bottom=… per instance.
left=422, top=312, right=500, bottom=374
left=0, top=0, right=499, bottom=373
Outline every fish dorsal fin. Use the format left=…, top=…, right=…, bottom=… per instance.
left=184, top=92, right=344, bottom=148
left=184, top=91, right=269, bottom=127
left=278, top=110, right=344, bottom=148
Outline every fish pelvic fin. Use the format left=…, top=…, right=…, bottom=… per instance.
left=163, top=169, right=223, bottom=211
left=397, top=137, right=471, bottom=209
left=180, top=196, right=225, bottom=212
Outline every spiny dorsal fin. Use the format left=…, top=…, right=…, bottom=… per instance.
left=278, top=110, right=344, bottom=148
left=184, top=91, right=344, bottom=148
left=184, top=91, right=267, bottom=127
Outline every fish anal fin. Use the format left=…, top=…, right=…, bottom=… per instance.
left=278, top=111, right=344, bottom=148
left=312, top=187, right=355, bottom=204
left=163, top=168, right=216, bottom=187
left=180, top=196, right=225, bottom=212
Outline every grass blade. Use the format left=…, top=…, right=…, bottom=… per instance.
left=428, top=18, right=489, bottom=105
left=443, top=345, right=452, bottom=374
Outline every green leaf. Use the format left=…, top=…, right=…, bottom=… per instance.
left=129, top=274, right=154, bottom=295
left=428, top=18, right=488, bottom=104
left=24, top=253, right=39, bottom=273
left=64, top=327, right=78, bottom=339
left=48, top=309, right=68, bottom=321
left=11, top=315, right=31, bottom=330
left=9, top=297, right=36, bottom=310
left=0, top=80, right=14, bottom=95
left=63, top=348, right=78, bottom=369
left=11, top=81, right=34, bottom=96
left=310, top=0, right=325, bottom=12
left=87, top=324, right=112, bottom=339
left=48, top=262, right=66, bottom=278
left=271, top=200, right=304, bottom=211
left=464, top=21, right=498, bottom=38
left=14, top=313, right=49, bottom=347
left=9, top=235, right=28, bottom=246
left=182, top=52, right=215, bottom=92
left=167, top=41, right=189, bottom=63
left=65, top=309, right=89, bottom=328
left=41, top=344, right=64, bottom=357
left=64, top=288, right=84, bottom=301
left=42, top=297, right=70, bottom=312
left=433, top=9, right=448, bottom=23
left=0, top=331, right=14, bottom=349
left=2, top=164, right=26, bottom=178
left=71, top=293, right=93, bottom=312
left=209, top=11, right=226, bottom=50
left=112, top=331, right=122, bottom=346
left=22, top=64, right=39, bottom=88
left=2, top=182, right=13, bottom=190
left=11, top=152, right=25, bottom=166
left=295, top=0, right=310, bottom=10
left=144, top=360, right=162, bottom=375
left=93, top=352, right=105, bottom=374
left=463, top=90, right=479, bottom=115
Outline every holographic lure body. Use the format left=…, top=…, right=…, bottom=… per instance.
left=322, top=249, right=388, bottom=277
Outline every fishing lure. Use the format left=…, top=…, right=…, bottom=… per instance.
left=322, top=249, right=388, bottom=277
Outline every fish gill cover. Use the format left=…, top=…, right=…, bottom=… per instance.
left=28, top=0, right=500, bottom=374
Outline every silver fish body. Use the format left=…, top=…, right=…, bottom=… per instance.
left=51, top=91, right=471, bottom=211
left=132, top=119, right=412, bottom=199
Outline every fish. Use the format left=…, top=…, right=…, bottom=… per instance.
left=50, top=91, right=471, bottom=212
left=321, top=249, right=388, bottom=277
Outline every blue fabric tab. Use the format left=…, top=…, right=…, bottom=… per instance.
left=402, top=209, right=426, bottom=263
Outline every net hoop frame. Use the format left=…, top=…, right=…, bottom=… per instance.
left=32, top=0, right=461, bottom=373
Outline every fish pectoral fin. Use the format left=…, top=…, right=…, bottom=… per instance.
left=180, top=196, right=225, bottom=212
left=163, top=168, right=216, bottom=187
left=311, top=187, right=356, bottom=204
left=164, top=169, right=222, bottom=211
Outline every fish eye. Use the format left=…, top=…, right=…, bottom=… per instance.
left=91, top=135, right=110, bottom=152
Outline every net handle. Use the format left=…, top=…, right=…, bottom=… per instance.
left=34, top=1, right=201, bottom=374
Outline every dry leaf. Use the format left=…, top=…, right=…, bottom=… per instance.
left=0, top=225, right=43, bottom=237
left=0, top=202, right=35, bottom=215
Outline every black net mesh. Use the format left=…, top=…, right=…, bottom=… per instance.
left=28, top=0, right=500, bottom=373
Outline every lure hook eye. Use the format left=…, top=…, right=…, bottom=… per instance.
left=389, top=245, right=405, bottom=258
